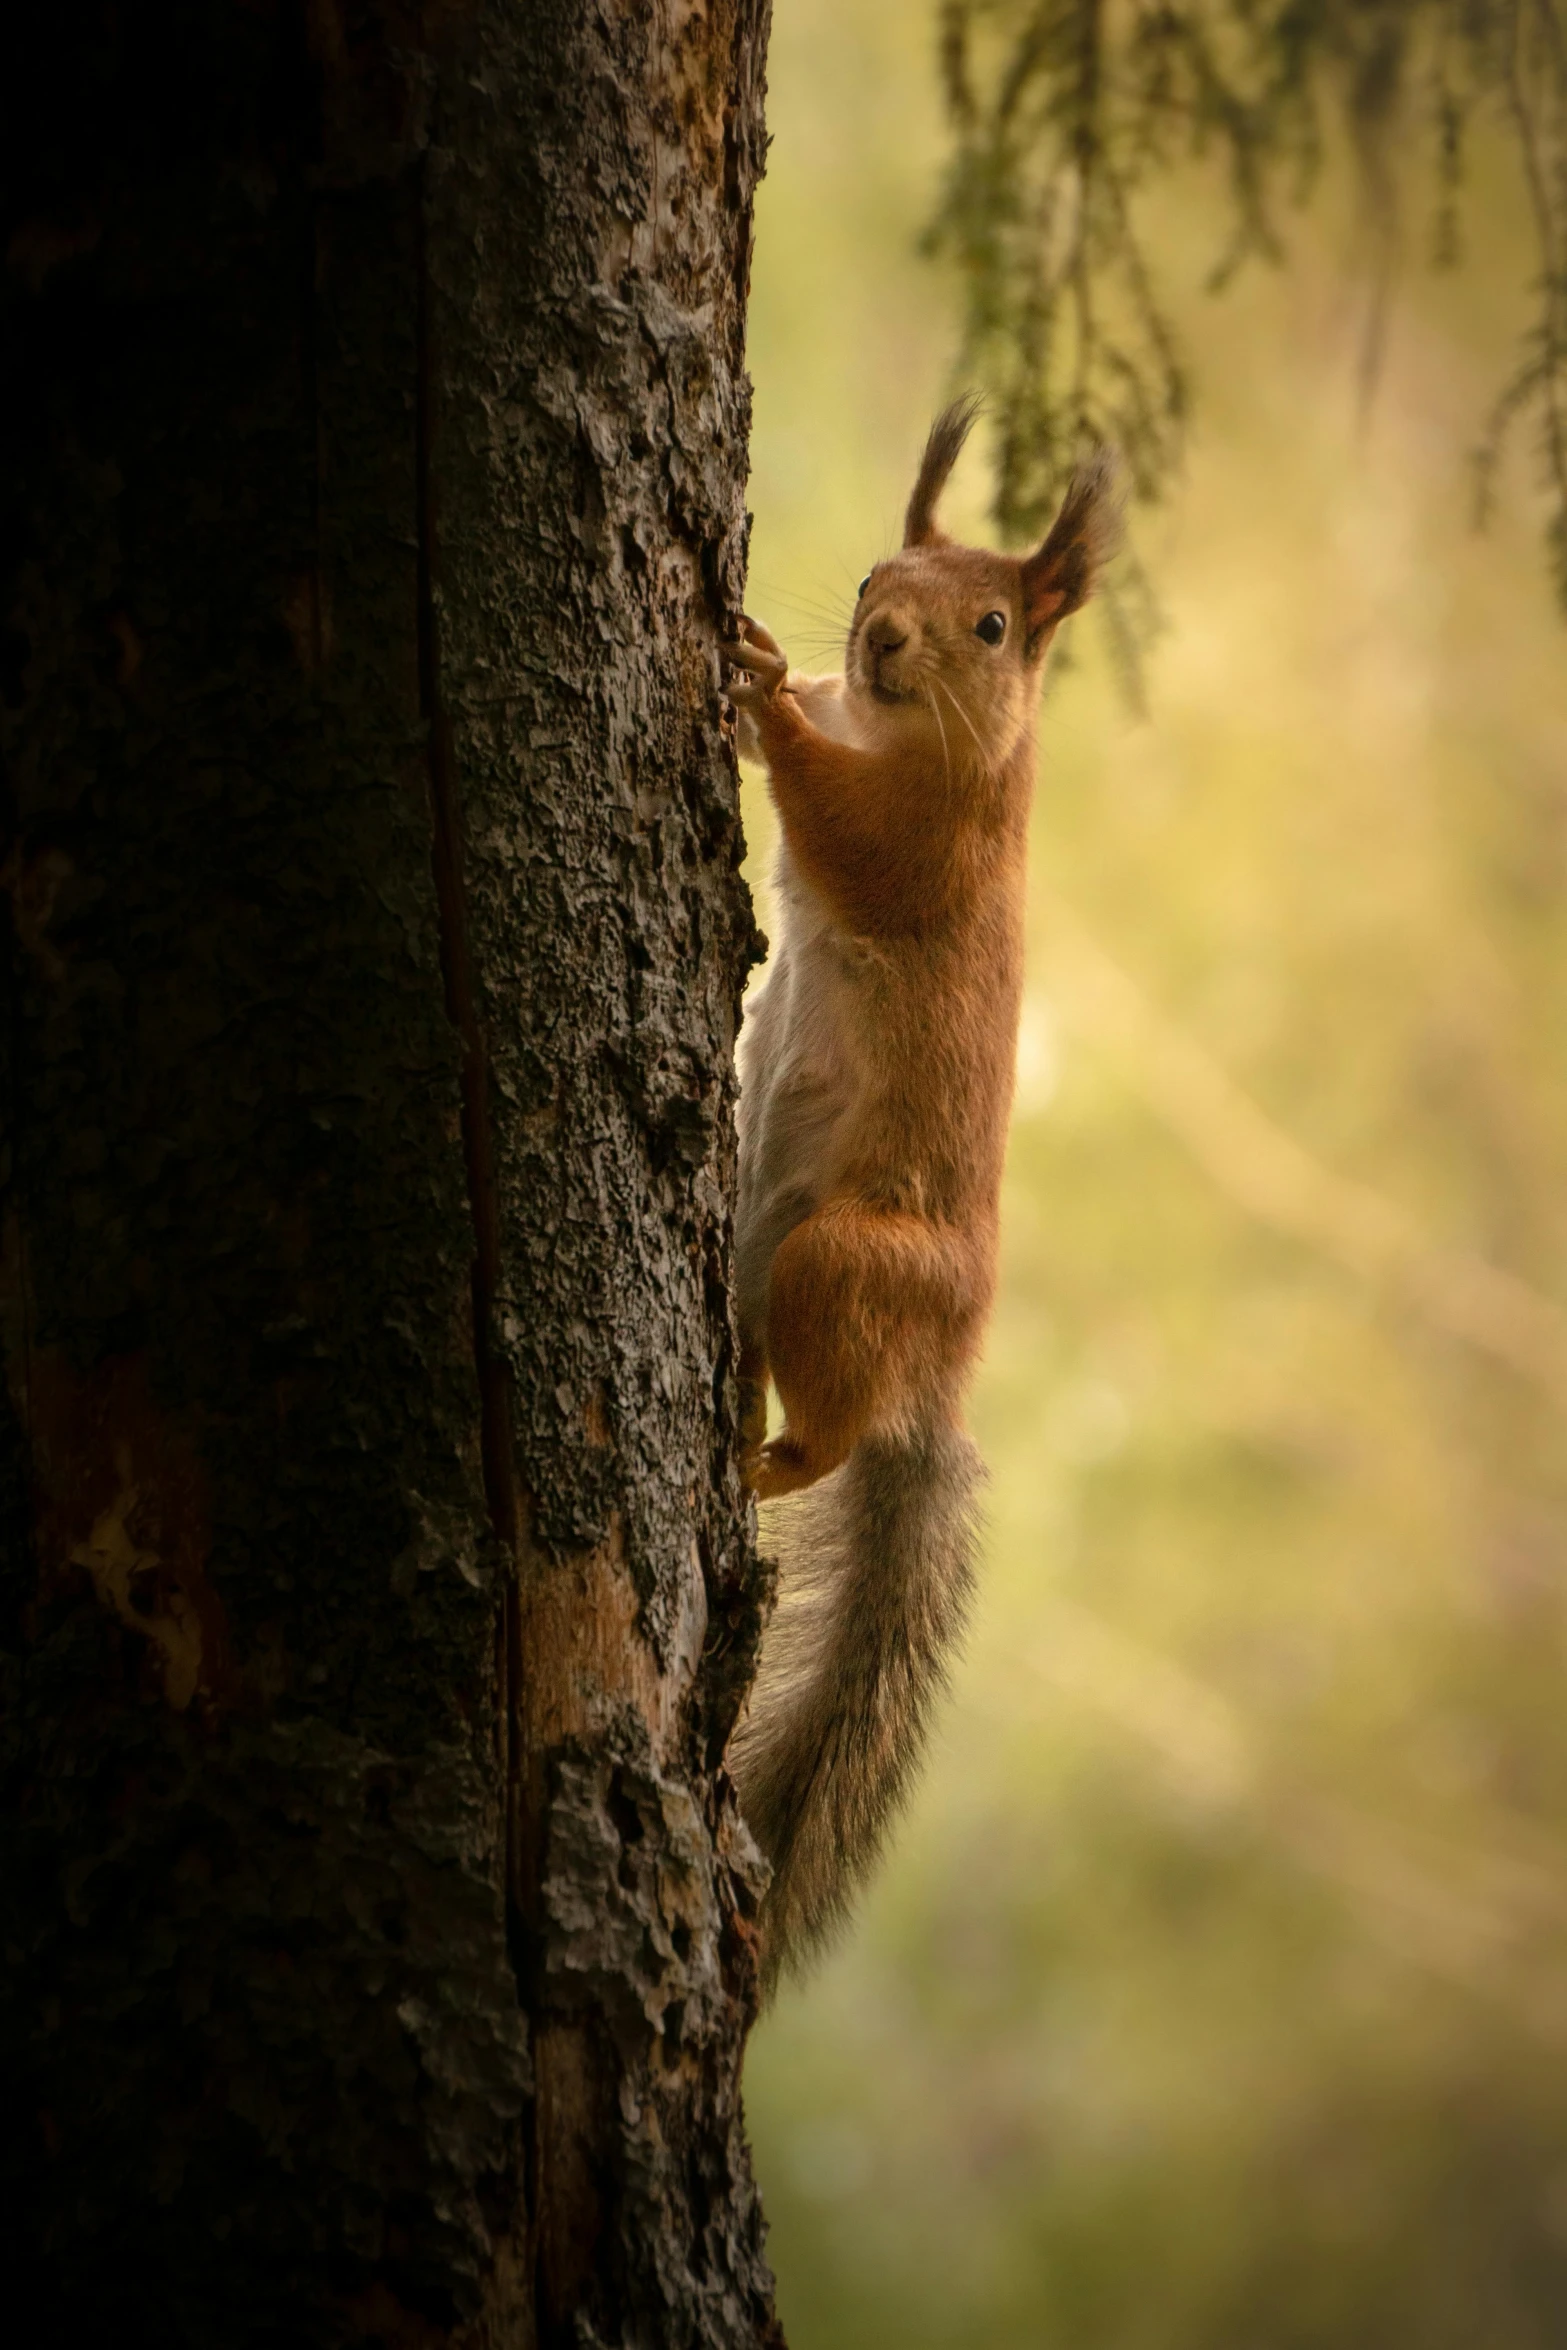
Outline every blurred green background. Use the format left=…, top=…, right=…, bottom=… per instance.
left=737, top=3, right=1567, bottom=2345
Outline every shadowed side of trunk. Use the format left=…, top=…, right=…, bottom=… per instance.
left=0, top=4, right=777, bottom=2344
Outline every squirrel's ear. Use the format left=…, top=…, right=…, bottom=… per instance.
left=1020, top=448, right=1123, bottom=648
left=904, top=394, right=984, bottom=547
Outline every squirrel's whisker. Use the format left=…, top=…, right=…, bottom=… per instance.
left=933, top=673, right=988, bottom=764
left=924, top=680, right=953, bottom=785
left=752, top=582, right=853, bottom=629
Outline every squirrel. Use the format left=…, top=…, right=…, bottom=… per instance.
left=722, top=397, right=1120, bottom=1989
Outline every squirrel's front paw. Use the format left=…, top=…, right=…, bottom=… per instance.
left=722, top=617, right=788, bottom=710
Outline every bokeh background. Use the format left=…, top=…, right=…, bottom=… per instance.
left=736, top=3, right=1567, bottom=2344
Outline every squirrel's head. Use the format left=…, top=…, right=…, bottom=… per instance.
left=846, top=398, right=1121, bottom=771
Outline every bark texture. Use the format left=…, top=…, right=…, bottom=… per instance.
left=0, top=5, right=777, bottom=2344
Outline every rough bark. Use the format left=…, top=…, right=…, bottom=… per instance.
left=0, top=5, right=777, bottom=2345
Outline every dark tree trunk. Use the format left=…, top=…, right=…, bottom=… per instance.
left=0, top=5, right=778, bottom=2345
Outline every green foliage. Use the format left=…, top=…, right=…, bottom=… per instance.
left=929, top=0, right=1567, bottom=606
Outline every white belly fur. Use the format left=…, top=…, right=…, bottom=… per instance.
left=735, top=847, right=881, bottom=1356
left=736, top=667, right=875, bottom=1353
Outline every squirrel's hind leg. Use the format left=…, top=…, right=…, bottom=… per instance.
left=750, top=1202, right=977, bottom=1500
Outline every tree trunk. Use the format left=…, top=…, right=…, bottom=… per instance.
left=0, top=5, right=778, bottom=2344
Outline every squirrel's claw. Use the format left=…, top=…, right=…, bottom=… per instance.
left=723, top=619, right=788, bottom=709
left=746, top=1434, right=818, bottom=1501
left=738, top=615, right=784, bottom=661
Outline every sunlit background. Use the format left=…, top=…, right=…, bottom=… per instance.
left=737, top=3, right=1567, bottom=2343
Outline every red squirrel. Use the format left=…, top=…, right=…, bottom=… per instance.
left=723, top=398, right=1120, bottom=1984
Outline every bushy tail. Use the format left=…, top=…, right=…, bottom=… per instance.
left=730, top=1423, right=983, bottom=1989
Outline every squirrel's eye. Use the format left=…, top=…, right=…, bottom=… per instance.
left=975, top=610, right=1007, bottom=646
left=858, top=575, right=872, bottom=599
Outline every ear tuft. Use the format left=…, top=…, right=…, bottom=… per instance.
left=1020, top=447, right=1123, bottom=643
left=903, top=394, right=984, bottom=547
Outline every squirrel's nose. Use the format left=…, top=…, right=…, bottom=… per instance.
left=866, top=614, right=909, bottom=655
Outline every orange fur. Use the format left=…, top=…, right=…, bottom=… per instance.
left=723, top=406, right=1120, bottom=1979
left=728, top=417, right=1119, bottom=1504
left=757, top=1201, right=986, bottom=1494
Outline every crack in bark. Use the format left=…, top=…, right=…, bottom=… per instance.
left=414, top=171, right=526, bottom=1969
